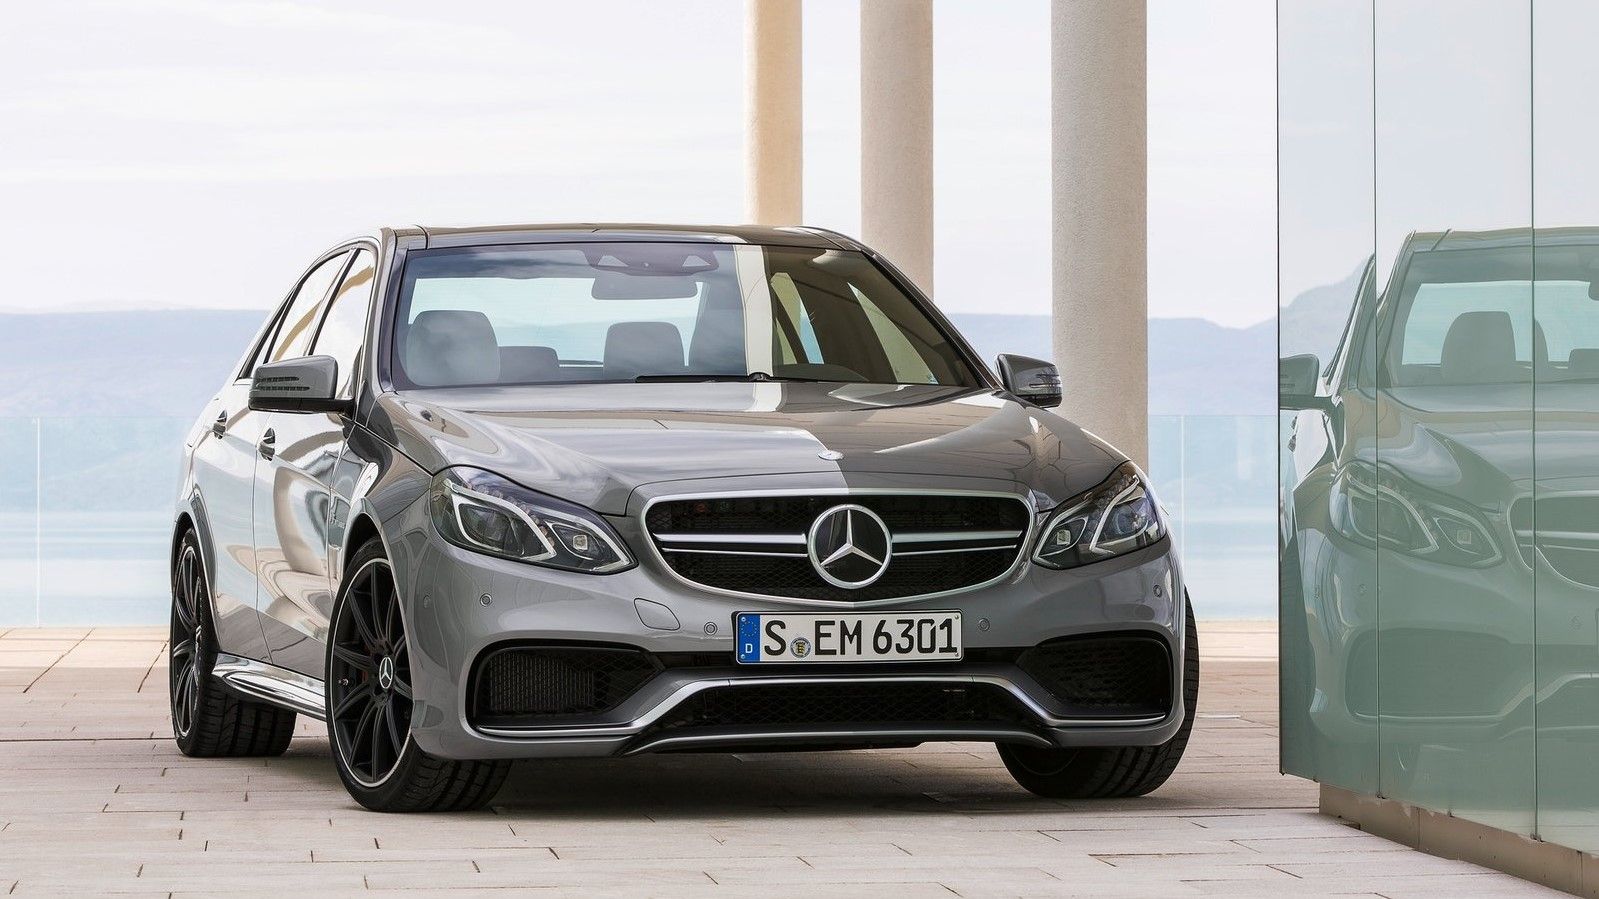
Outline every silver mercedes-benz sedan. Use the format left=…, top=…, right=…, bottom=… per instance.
left=169, top=223, right=1195, bottom=812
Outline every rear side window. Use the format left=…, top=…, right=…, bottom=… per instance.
left=312, top=248, right=376, bottom=398
left=263, top=251, right=350, bottom=366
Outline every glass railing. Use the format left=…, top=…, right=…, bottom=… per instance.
left=0, top=415, right=1278, bottom=625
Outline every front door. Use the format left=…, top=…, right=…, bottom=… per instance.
left=253, top=247, right=376, bottom=677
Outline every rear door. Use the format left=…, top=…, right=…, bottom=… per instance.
left=189, top=342, right=277, bottom=661
left=254, top=247, right=376, bottom=676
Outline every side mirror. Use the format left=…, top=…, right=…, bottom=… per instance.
left=1279, top=354, right=1329, bottom=411
left=996, top=354, right=1062, bottom=409
left=249, top=355, right=351, bottom=414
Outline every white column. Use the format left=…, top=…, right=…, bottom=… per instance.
left=745, top=0, right=804, bottom=225
left=860, top=0, right=934, bottom=295
left=1052, top=0, right=1147, bottom=467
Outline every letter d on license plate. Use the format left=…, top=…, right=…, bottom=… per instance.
left=735, top=611, right=962, bottom=663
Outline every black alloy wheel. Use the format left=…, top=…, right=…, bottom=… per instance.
left=328, top=556, right=414, bottom=787
left=169, top=542, right=205, bottom=738
left=325, top=539, right=511, bottom=812
left=168, top=528, right=296, bottom=757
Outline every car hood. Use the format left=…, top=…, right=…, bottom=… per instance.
left=1361, top=384, right=1599, bottom=504
left=371, top=382, right=1122, bottom=514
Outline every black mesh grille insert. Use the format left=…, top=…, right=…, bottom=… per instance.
left=651, top=681, right=1034, bottom=732
left=1016, top=634, right=1171, bottom=716
left=470, top=645, right=661, bottom=726
left=646, top=494, right=1029, bottom=600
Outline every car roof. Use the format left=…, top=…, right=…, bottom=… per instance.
left=389, top=222, right=865, bottom=251
left=1405, top=226, right=1599, bottom=253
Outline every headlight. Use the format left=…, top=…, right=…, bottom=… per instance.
left=428, top=468, right=633, bottom=573
left=1033, top=462, right=1167, bottom=569
left=1329, top=461, right=1500, bottom=568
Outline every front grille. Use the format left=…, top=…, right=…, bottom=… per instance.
left=1511, top=495, right=1599, bottom=586
left=1016, top=633, right=1171, bottom=717
left=649, top=681, right=1035, bottom=732
left=469, top=644, right=660, bottom=726
left=646, top=493, right=1030, bottom=600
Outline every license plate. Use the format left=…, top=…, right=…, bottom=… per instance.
left=735, top=611, right=962, bottom=663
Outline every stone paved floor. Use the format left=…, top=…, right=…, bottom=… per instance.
left=0, top=622, right=1562, bottom=897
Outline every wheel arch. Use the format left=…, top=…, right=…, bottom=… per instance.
left=343, top=511, right=384, bottom=574
left=171, top=496, right=221, bottom=634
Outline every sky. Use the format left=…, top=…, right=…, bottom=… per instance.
left=0, top=0, right=1275, bottom=328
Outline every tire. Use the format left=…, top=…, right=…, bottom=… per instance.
left=170, top=528, right=297, bottom=758
left=325, top=539, right=511, bottom=813
left=999, top=596, right=1200, bottom=799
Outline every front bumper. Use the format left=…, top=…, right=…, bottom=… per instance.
left=389, top=498, right=1187, bottom=761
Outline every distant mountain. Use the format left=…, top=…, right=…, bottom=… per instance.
left=1279, top=261, right=1366, bottom=363
left=952, top=313, right=1274, bottom=416
left=0, top=310, right=267, bottom=418
left=0, top=308, right=1275, bottom=419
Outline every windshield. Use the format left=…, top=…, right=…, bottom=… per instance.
left=1382, top=241, right=1599, bottom=387
left=391, top=242, right=981, bottom=389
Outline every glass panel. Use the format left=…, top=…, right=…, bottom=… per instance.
left=1180, top=416, right=1277, bottom=619
left=1372, top=0, right=1533, bottom=833
left=312, top=247, right=377, bottom=399
left=266, top=252, right=350, bottom=365
left=36, top=418, right=189, bottom=626
left=1277, top=0, right=1378, bottom=792
left=0, top=420, right=38, bottom=625
left=1532, top=0, right=1599, bottom=853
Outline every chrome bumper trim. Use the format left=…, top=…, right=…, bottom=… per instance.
left=623, top=724, right=1055, bottom=755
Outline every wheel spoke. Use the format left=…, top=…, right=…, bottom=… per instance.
left=352, top=700, right=380, bottom=769
left=331, top=643, right=376, bottom=674
left=368, top=702, right=386, bottom=775
left=391, top=675, right=413, bottom=701
left=347, top=587, right=382, bottom=652
left=382, top=586, right=399, bottom=647
left=170, top=638, right=195, bottom=662
left=180, top=552, right=195, bottom=604
left=332, top=682, right=373, bottom=720
left=174, top=559, right=197, bottom=633
left=173, top=657, right=194, bottom=691
left=175, top=671, right=193, bottom=722
left=384, top=697, right=405, bottom=757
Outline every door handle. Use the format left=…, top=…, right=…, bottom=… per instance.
left=258, top=428, right=276, bottom=461
left=212, top=411, right=227, bottom=438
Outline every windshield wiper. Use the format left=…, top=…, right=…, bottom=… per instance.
left=632, top=372, right=833, bottom=383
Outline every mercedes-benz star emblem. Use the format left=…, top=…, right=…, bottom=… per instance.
left=818, top=449, right=843, bottom=461
left=807, top=504, right=893, bottom=588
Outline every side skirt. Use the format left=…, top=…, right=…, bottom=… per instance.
left=212, top=652, right=327, bottom=718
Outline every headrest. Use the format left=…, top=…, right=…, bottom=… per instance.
left=403, top=310, right=500, bottom=386
left=604, top=322, right=685, bottom=380
left=1439, top=310, right=1521, bottom=385
left=500, top=345, right=560, bottom=382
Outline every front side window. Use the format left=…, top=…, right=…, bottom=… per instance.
left=263, top=251, right=350, bottom=367
left=392, top=243, right=980, bottom=389
left=312, top=248, right=376, bottom=398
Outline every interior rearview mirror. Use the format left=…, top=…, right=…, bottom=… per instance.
left=1278, top=354, right=1328, bottom=411
left=249, top=355, right=351, bottom=414
left=996, top=354, right=1062, bottom=409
